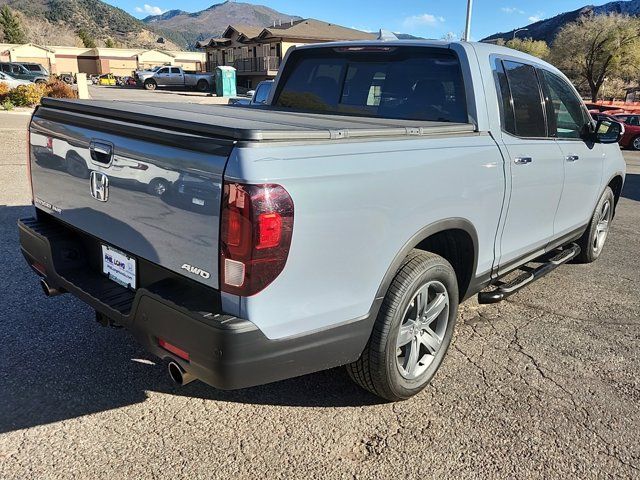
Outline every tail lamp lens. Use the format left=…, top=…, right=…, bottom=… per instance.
left=220, top=182, right=294, bottom=296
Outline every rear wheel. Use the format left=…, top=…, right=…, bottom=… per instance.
left=147, top=178, right=169, bottom=197
left=196, top=79, right=209, bottom=92
left=347, top=251, right=458, bottom=401
left=144, top=79, right=157, bottom=91
left=631, top=136, right=640, bottom=151
left=575, top=186, right=615, bottom=263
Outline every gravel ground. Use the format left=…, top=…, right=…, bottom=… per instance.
left=0, top=112, right=639, bottom=479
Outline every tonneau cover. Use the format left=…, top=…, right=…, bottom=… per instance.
left=39, top=98, right=476, bottom=142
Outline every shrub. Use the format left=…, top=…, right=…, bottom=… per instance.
left=45, top=80, right=77, bottom=99
left=8, top=83, right=47, bottom=107
left=0, top=81, right=9, bottom=99
left=1, top=99, right=14, bottom=111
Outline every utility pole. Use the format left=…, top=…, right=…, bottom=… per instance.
left=463, top=0, right=473, bottom=41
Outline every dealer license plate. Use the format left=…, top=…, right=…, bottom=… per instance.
left=101, top=244, right=137, bottom=290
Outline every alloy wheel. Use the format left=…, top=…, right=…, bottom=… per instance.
left=396, top=281, right=450, bottom=380
left=593, top=199, right=612, bottom=254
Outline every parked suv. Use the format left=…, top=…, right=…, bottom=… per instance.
left=20, top=41, right=625, bottom=401
left=17, top=62, right=49, bottom=77
left=0, top=62, right=48, bottom=83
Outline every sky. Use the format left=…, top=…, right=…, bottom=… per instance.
left=105, top=0, right=617, bottom=40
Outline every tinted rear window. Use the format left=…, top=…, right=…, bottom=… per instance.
left=23, top=64, right=40, bottom=71
left=503, top=61, right=546, bottom=137
left=274, top=47, right=468, bottom=123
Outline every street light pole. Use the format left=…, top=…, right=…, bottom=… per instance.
left=464, top=0, right=473, bottom=41
left=513, top=28, right=529, bottom=39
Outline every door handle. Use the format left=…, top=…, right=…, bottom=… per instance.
left=566, top=154, right=580, bottom=162
left=514, top=157, right=532, bottom=165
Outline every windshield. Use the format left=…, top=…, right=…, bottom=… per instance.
left=274, top=47, right=468, bottom=123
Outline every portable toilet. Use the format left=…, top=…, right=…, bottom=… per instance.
left=215, top=66, right=237, bottom=97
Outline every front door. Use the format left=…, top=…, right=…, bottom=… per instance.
left=538, top=69, right=604, bottom=237
left=494, top=60, right=565, bottom=271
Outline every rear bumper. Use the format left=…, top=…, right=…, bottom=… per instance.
left=18, top=212, right=373, bottom=390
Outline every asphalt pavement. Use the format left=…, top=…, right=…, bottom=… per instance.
left=0, top=112, right=639, bottom=479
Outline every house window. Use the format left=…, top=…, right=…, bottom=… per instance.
left=226, top=48, right=234, bottom=63
left=241, top=47, right=249, bottom=59
left=262, top=44, right=271, bottom=57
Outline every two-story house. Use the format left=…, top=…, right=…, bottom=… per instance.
left=197, top=19, right=376, bottom=89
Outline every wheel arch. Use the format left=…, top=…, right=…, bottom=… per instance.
left=374, top=218, right=479, bottom=304
left=607, top=174, right=624, bottom=212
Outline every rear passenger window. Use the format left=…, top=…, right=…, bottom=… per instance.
left=502, top=61, right=546, bottom=138
left=494, top=61, right=516, bottom=135
left=170, top=68, right=181, bottom=74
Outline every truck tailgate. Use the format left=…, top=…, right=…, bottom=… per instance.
left=29, top=105, right=234, bottom=289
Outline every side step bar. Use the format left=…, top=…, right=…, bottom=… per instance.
left=478, top=243, right=581, bottom=304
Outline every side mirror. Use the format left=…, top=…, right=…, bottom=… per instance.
left=594, top=119, right=624, bottom=144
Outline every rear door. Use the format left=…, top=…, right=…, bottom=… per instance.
left=170, top=67, right=184, bottom=86
left=538, top=68, right=604, bottom=237
left=493, top=59, right=565, bottom=270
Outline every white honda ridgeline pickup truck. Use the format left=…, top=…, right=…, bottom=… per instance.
left=20, top=41, right=625, bottom=401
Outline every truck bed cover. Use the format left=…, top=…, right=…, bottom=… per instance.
left=38, top=98, right=476, bottom=142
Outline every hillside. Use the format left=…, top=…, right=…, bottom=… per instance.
left=483, top=0, right=640, bottom=43
left=0, top=0, right=182, bottom=48
left=143, top=1, right=301, bottom=47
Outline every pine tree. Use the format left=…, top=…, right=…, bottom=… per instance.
left=78, top=29, right=97, bottom=48
left=0, top=6, right=27, bottom=44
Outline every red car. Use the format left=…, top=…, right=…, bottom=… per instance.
left=613, top=114, right=640, bottom=150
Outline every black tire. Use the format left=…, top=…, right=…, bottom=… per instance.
left=196, top=79, right=209, bottom=92
left=631, top=136, right=640, bottom=151
left=147, top=178, right=169, bottom=197
left=35, top=79, right=47, bottom=84
left=144, top=79, right=157, bottom=91
left=347, top=250, right=459, bottom=401
left=575, top=186, right=615, bottom=263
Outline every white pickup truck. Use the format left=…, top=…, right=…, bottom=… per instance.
left=20, top=40, right=625, bottom=401
left=135, top=66, right=215, bottom=92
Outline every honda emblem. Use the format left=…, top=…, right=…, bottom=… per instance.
left=90, top=171, right=109, bottom=202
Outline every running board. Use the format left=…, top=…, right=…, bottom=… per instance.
left=477, top=243, right=581, bottom=304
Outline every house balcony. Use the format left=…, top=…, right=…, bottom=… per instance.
left=207, top=56, right=281, bottom=75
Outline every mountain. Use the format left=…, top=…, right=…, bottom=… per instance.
left=142, top=1, right=302, bottom=48
left=483, top=0, right=640, bottom=43
left=0, top=0, right=183, bottom=49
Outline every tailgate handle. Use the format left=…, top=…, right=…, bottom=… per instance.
left=89, top=141, right=113, bottom=166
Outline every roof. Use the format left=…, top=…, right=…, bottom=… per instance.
left=258, top=19, right=376, bottom=41
left=1, top=43, right=56, bottom=53
left=196, top=19, right=376, bottom=49
left=223, top=25, right=265, bottom=40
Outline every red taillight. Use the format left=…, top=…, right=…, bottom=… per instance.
left=257, top=213, right=282, bottom=249
left=130, top=162, right=149, bottom=170
left=26, top=129, right=34, bottom=201
left=220, top=182, right=294, bottom=296
left=158, top=338, right=190, bottom=361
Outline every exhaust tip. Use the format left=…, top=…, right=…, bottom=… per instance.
left=168, top=361, right=195, bottom=386
left=40, top=278, right=62, bottom=297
